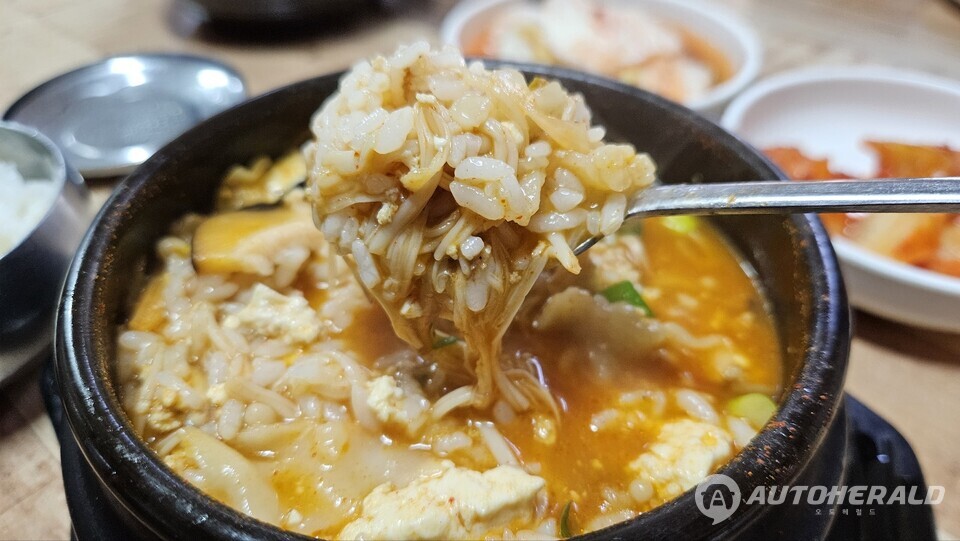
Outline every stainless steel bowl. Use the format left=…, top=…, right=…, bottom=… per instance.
left=0, top=121, right=90, bottom=385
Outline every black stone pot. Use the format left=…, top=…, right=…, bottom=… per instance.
left=56, top=64, right=851, bottom=540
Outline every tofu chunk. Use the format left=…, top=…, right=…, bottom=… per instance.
left=365, top=375, right=430, bottom=437
left=225, top=284, right=321, bottom=344
left=628, top=419, right=732, bottom=503
left=583, top=234, right=646, bottom=291
left=338, top=463, right=545, bottom=540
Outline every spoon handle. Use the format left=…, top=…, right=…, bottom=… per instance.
left=627, top=177, right=960, bottom=219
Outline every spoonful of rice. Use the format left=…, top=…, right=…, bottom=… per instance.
left=307, top=43, right=653, bottom=415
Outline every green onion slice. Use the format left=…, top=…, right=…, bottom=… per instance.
left=727, top=393, right=777, bottom=428
left=560, top=501, right=573, bottom=538
left=432, top=335, right=459, bottom=349
left=661, top=215, right=698, bottom=234
left=601, top=280, right=654, bottom=317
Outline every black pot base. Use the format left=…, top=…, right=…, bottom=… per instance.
left=40, top=358, right=937, bottom=541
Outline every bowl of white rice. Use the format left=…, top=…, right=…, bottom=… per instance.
left=0, top=121, right=89, bottom=384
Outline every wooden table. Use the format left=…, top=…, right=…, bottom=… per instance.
left=2, top=0, right=960, bottom=539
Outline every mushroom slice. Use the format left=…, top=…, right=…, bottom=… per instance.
left=128, top=273, right=168, bottom=332
left=192, top=202, right=322, bottom=275
left=533, top=286, right=664, bottom=357
left=216, top=151, right=307, bottom=211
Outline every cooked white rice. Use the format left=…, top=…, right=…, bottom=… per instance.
left=0, top=161, right=58, bottom=256
left=305, top=42, right=656, bottom=410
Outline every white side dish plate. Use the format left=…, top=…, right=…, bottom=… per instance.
left=722, top=66, right=960, bottom=333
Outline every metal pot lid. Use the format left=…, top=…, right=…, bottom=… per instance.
left=3, top=53, right=247, bottom=178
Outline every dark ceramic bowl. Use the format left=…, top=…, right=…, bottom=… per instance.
left=56, top=64, right=850, bottom=540
left=182, top=0, right=371, bottom=23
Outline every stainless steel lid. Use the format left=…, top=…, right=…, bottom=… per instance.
left=4, top=53, right=247, bottom=178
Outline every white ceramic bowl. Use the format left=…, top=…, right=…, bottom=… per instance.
left=440, top=0, right=762, bottom=116
left=721, top=66, right=960, bottom=333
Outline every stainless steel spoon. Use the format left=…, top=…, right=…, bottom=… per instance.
left=574, top=177, right=960, bottom=255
